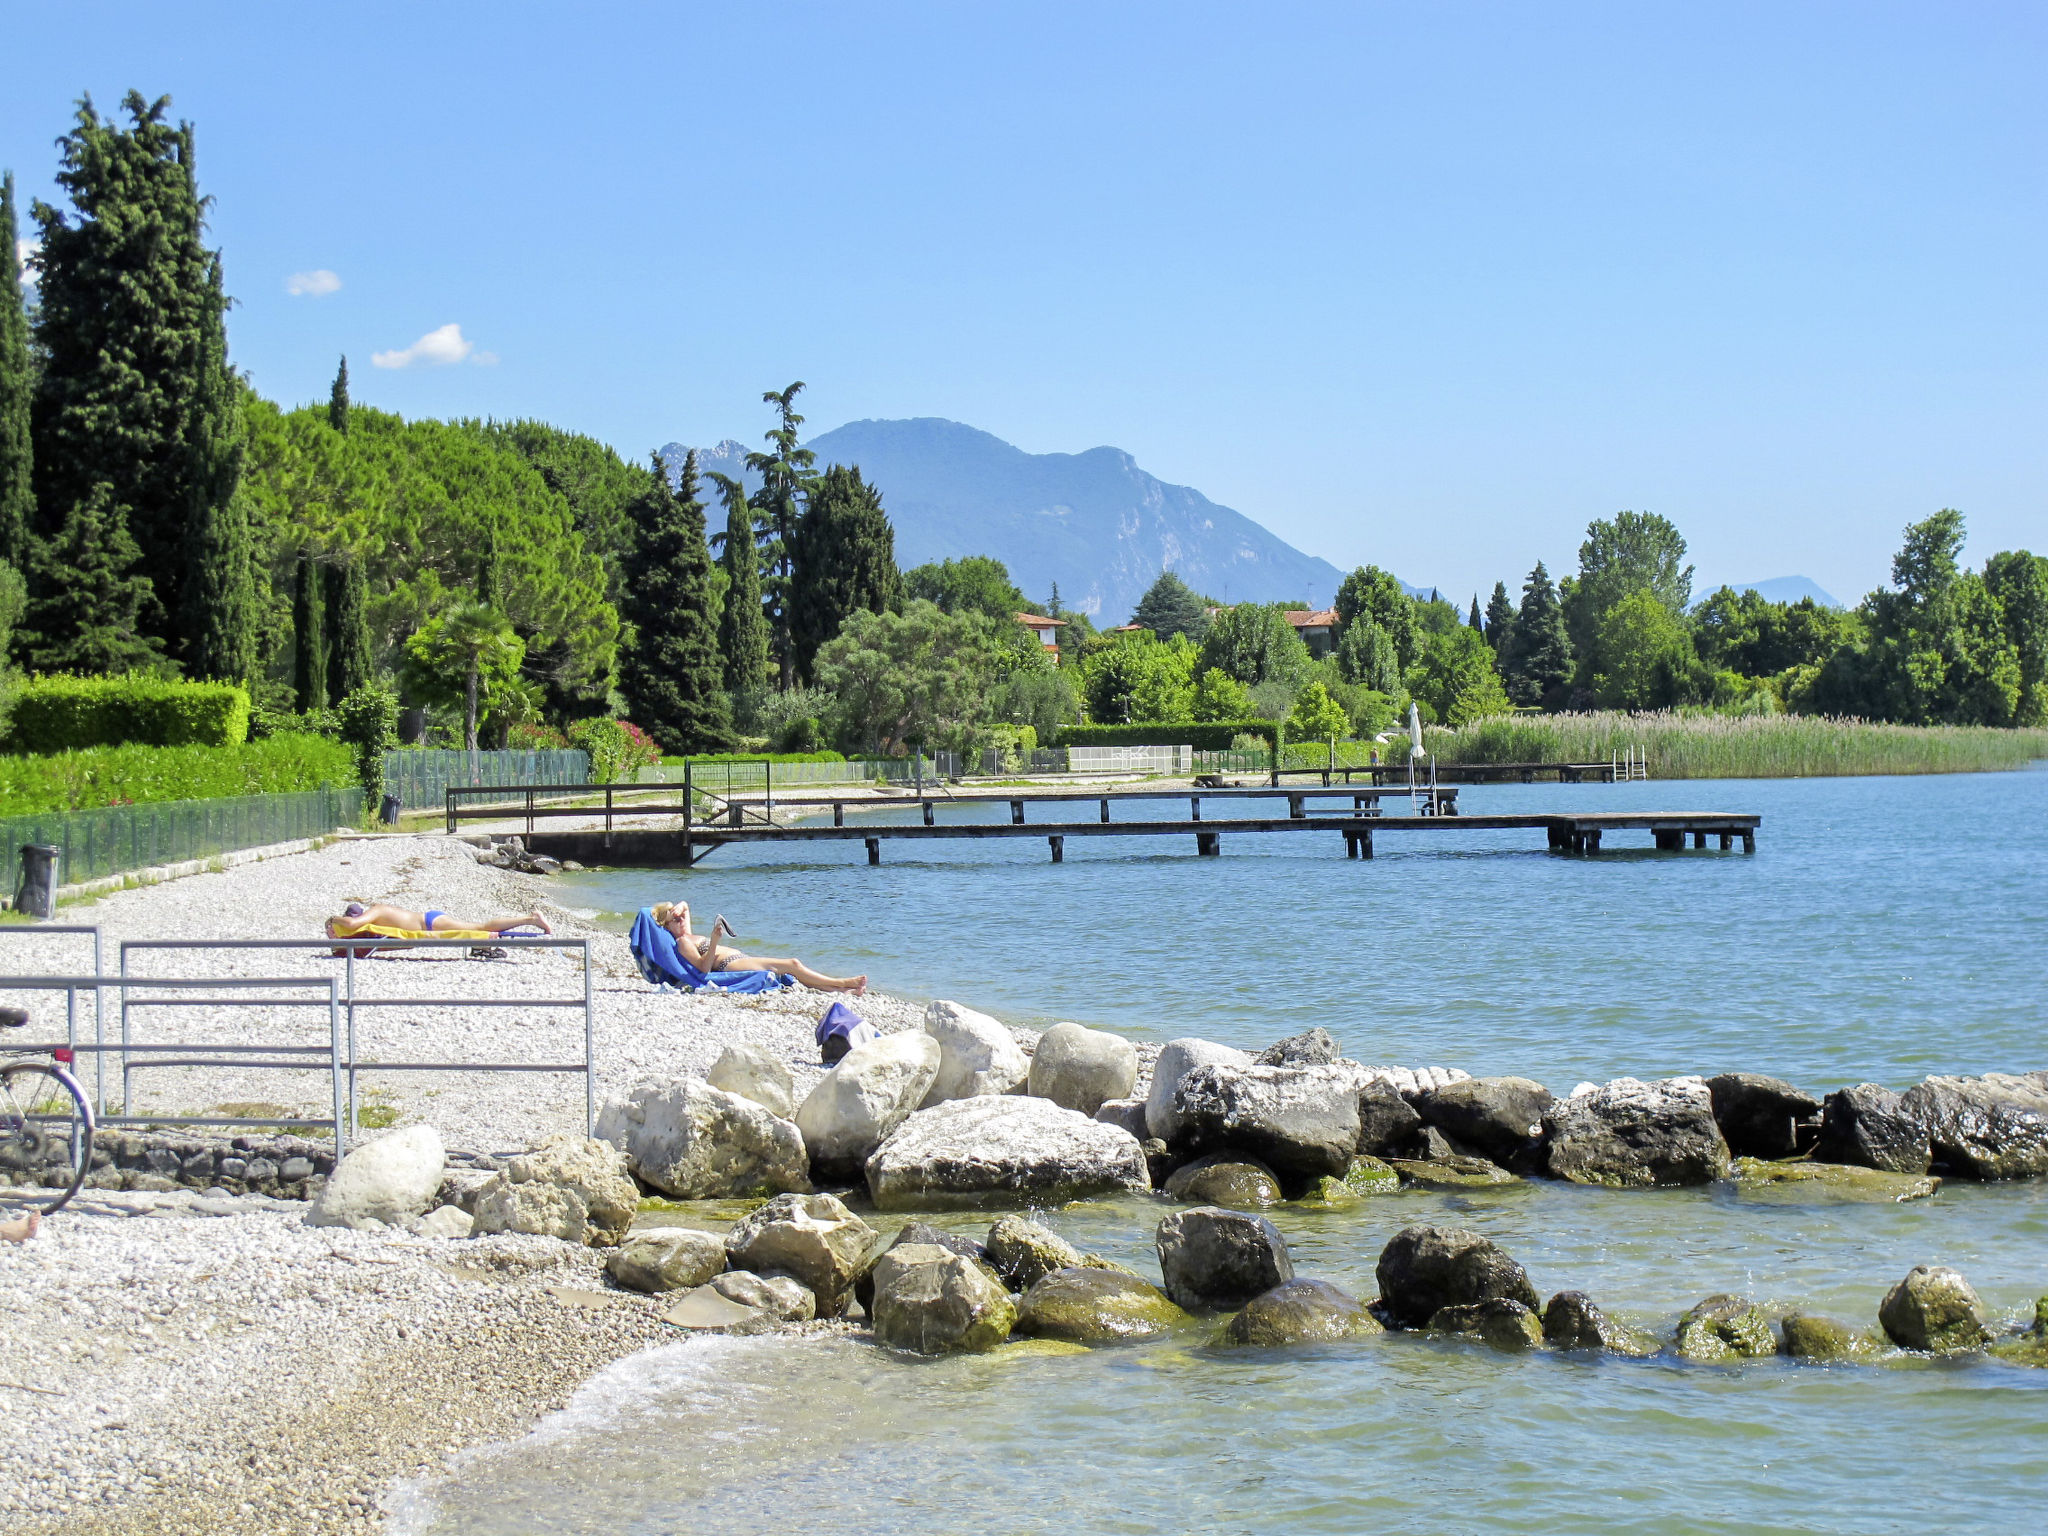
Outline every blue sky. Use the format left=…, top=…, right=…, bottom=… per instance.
left=6, top=2, right=2042, bottom=605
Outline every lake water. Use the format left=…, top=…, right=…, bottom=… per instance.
left=390, top=769, right=2048, bottom=1535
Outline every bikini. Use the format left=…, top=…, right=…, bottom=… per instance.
left=423, top=910, right=447, bottom=929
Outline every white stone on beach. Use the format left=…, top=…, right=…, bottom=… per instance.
left=306, top=1125, right=446, bottom=1230
left=707, top=1042, right=798, bottom=1120
left=607, top=1227, right=729, bottom=1292
left=597, top=1077, right=811, bottom=1199
left=416, top=1204, right=474, bottom=1239
left=795, top=1031, right=942, bottom=1181
left=470, top=1134, right=639, bottom=1246
left=920, top=999, right=1031, bottom=1105
left=865, top=1094, right=1151, bottom=1210
left=1145, top=1039, right=1253, bottom=1142
left=1027, top=1021, right=1138, bottom=1117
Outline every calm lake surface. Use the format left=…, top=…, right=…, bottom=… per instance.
left=393, top=769, right=2048, bottom=1535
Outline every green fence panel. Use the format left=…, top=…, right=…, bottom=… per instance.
left=382, top=749, right=592, bottom=811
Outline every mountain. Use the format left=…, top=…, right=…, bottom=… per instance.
left=661, top=418, right=1356, bottom=622
left=1715, top=576, right=1842, bottom=608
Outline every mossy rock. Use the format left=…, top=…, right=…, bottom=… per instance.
left=1987, top=1295, right=2048, bottom=1367
left=1733, top=1158, right=1939, bottom=1204
left=1164, top=1153, right=1282, bottom=1208
left=1344, top=1156, right=1402, bottom=1193
left=1221, top=1278, right=1385, bottom=1347
left=991, top=1337, right=1094, bottom=1361
left=1388, top=1155, right=1521, bottom=1190
left=1015, top=1266, right=1191, bottom=1343
left=1675, top=1294, right=1776, bottom=1361
left=1429, top=1298, right=1544, bottom=1352
left=1780, top=1312, right=1884, bottom=1361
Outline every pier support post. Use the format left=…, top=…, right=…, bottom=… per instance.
left=1099, top=799, right=1110, bottom=824
left=833, top=803, right=844, bottom=827
left=1719, top=832, right=1732, bottom=851
left=1741, top=832, right=1754, bottom=853
left=1010, top=800, right=1025, bottom=825
left=1359, top=828, right=1373, bottom=859
left=1196, top=832, right=1220, bottom=857
left=1655, top=830, right=1683, bottom=851
left=1049, top=836, right=1064, bottom=864
left=1586, top=829, right=1602, bottom=854
left=923, top=802, right=935, bottom=827
left=1693, top=831, right=1706, bottom=849
left=866, top=837, right=880, bottom=866
left=1288, top=794, right=1305, bottom=820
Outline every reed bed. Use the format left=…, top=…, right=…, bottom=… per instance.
left=1427, top=711, right=2048, bottom=780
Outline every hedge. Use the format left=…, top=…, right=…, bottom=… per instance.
left=660, top=751, right=849, bottom=765
left=0, top=733, right=354, bottom=817
left=8, top=674, right=252, bottom=753
left=1053, top=721, right=1281, bottom=752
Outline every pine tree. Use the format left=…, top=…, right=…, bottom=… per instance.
left=328, top=355, right=350, bottom=434
left=744, top=382, right=816, bottom=689
left=1131, top=571, right=1212, bottom=640
left=710, top=470, right=769, bottom=696
left=177, top=250, right=254, bottom=681
left=789, top=463, right=902, bottom=685
left=1501, top=561, right=1573, bottom=707
left=0, top=171, right=33, bottom=574
left=24, top=482, right=159, bottom=672
left=29, top=93, right=244, bottom=668
left=324, top=556, right=373, bottom=703
left=1467, top=594, right=1484, bottom=631
left=619, top=451, right=734, bottom=752
left=1483, top=581, right=1515, bottom=655
left=292, top=555, right=327, bottom=711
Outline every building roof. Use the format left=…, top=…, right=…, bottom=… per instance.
left=1015, top=613, right=1066, bottom=627
left=1283, top=608, right=1339, bottom=628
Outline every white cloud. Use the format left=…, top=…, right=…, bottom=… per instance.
left=14, top=238, right=38, bottom=285
left=371, top=323, right=475, bottom=369
left=470, top=350, right=499, bottom=367
left=286, top=268, right=342, bottom=297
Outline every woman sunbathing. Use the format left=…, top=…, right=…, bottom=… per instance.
left=326, top=902, right=551, bottom=939
left=652, top=901, right=866, bottom=994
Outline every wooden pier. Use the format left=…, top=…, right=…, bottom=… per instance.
left=1275, top=760, right=1641, bottom=786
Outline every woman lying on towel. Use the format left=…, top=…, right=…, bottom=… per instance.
left=651, top=901, right=866, bottom=994
left=325, top=901, right=551, bottom=940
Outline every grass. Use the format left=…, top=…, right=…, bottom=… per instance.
left=1427, top=711, right=2048, bottom=780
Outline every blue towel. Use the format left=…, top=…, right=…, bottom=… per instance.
left=629, top=909, right=794, bottom=994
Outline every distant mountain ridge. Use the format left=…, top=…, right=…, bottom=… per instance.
left=1719, top=575, right=1841, bottom=608
left=661, top=418, right=1362, bottom=622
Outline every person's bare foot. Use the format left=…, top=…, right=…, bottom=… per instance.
left=849, top=975, right=868, bottom=996
left=1, top=1212, right=39, bottom=1243
left=528, top=912, right=553, bottom=935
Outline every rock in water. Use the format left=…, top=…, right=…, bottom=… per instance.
left=1732, top=1157, right=1939, bottom=1203
left=1374, top=1225, right=1541, bottom=1328
left=1779, top=1313, right=1877, bottom=1361
left=1256, top=1028, right=1340, bottom=1066
left=1898, top=1073, right=2048, bottom=1180
left=1811, top=1083, right=1930, bottom=1175
left=724, top=1193, right=878, bottom=1317
left=1878, top=1265, right=1990, bottom=1352
left=1155, top=1206, right=1293, bottom=1310
left=855, top=1222, right=995, bottom=1310
left=1673, top=1295, right=1776, bottom=1361
left=796, top=1032, right=943, bottom=1183
left=1015, top=1268, right=1189, bottom=1342
left=920, top=1000, right=1031, bottom=1105
left=985, top=1215, right=1087, bottom=1292
left=712, top=1270, right=816, bottom=1322
left=706, top=1043, right=796, bottom=1121
left=864, top=1096, right=1150, bottom=1210
left=1988, top=1297, right=2048, bottom=1368
left=1170, top=1062, right=1364, bottom=1179
left=607, top=1228, right=729, bottom=1293
left=1145, top=1038, right=1254, bottom=1143
left=307, top=1124, right=445, bottom=1230
left=1028, top=1022, right=1139, bottom=1116
left=1429, top=1298, right=1544, bottom=1351
left=597, top=1077, right=810, bottom=1200
left=1543, top=1077, right=1731, bottom=1188
left=1223, top=1278, right=1383, bottom=1346
left=469, top=1135, right=639, bottom=1246
left=869, top=1243, right=1017, bottom=1354
left=1706, top=1073, right=1822, bottom=1159
left=1542, top=1291, right=1659, bottom=1355
left=1388, top=1154, right=1521, bottom=1190
left=1092, top=1098, right=1150, bottom=1140
left=1417, top=1077, right=1553, bottom=1167
left=1356, top=1081, right=1423, bottom=1157
left=1163, top=1152, right=1283, bottom=1207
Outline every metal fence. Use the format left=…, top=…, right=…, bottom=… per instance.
left=635, top=757, right=948, bottom=793
left=0, top=786, right=362, bottom=897
left=382, top=748, right=591, bottom=811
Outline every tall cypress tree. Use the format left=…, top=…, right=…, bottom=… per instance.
left=1502, top=561, right=1573, bottom=707
left=744, top=382, right=816, bottom=689
left=328, top=355, right=350, bottom=434
left=178, top=249, right=255, bottom=681
left=30, top=93, right=242, bottom=669
left=789, top=463, right=902, bottom=685
left=619, top=451, right=734, bottom=752
left=293, top=556, right=327, bottom=711
left=710, top=470, right=769, bottom=696
left=1483, top=581, right=1515, bottom=655
left=23, top=483, right=159, bottom=672
left=1467, top=594, right=1484, bottom=631
left=0, top=171, right=33, bottom=574
left=325, top=556, right=372, bottom=703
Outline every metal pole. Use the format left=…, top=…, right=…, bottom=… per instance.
left=329, top=978, right=346, bottom=1152
left=119, top=945, right=131, bottom=1113
left=682, top=760, right=694, bottom=867
left=93, top=926, right=105, bottom=1114
left=582, top=939, right=595, bottom=1137
left=765, top=759, right=774, bottom=822
left=345, top=946, right=358, bottom=1140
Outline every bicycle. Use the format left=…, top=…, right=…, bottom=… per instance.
left=0, top=1005, right=96, bottom=1215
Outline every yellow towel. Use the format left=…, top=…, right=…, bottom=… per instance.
left=331, top=921, right=498, bottom=941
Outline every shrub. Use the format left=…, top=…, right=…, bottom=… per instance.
left=568, top=718, right=664, bottom=783
left=505, top=720, right=570, bottom=750
left=1054, top=720, right=1279, bottom=752
left=0, top=734, right=354, bottom=816
left=8, top=674, right=252, bottom=752
left=334, top=685, right=400, bottom=815
left=661, top=750, right=849, bottom=765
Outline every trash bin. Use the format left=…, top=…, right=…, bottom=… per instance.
left=378, top=793, right=402, bottom=827
left=15, top=844, right=60, bottom=920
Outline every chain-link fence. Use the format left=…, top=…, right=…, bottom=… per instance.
left=382, top=749, right=591, bottom=810
left=0, top=786, right=362, bottom=896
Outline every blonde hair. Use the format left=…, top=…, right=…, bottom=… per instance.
left=651, top=902, right=680, bottom=928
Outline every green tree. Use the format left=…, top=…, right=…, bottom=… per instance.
left=1692, top=586, right=1858, bottom=678
left=403, top=601, right=526, bottom=751
left=1565, top=510, right=1694, bottom=669
left=618, top=450, right=734, bottom=753
left=324, top=556, right=373, bottom=704
left=904, top=555, right=1027, bottom=625
left=334, top=681, right=398, bottom=816
left=709, top=470, right=770, bottom=697
left=489, top=419, right=646, bottom=608
left=813, top=600, right=994, bottom=754
left=0, top=560, right=26, bottom=660
left=1858, top=511, right=2021, bottom=725
left=1467, top=595, right=1483, bottom=631
left=1482, top=581, right=1514, bottom=655
left=0, top=172, right=32, bottom=574
left=1501, top=561, right=1573, bottom=707
left=1197, top=603, right=1313, bottom=688
left=1082, top=631, right=1196, bottom=723
left=1335, top=618, right=1401, bottom=693
left=1130, top=571, right=1212, bottom=641
left=1406, top=625, right=1511, bottom=726
left=1191, top=666, right=1253, bottom=721
left=790, top=462, right=902, bottom=685
left=328, top=356, right=349, bottom=434
left=745, top=381, right=817, bottom=690
left=23, top=482, right=159, bottom=672
left=1592, top=590, right=1706, bottom=709
left=30, top=93, right=245, bottom=669
left=1287, top=680, right=1350, bottom=742
left=1334, top=565, right=1418, bottom=670
left=291, top=555, right=326, bottom=711
left=1983, top=550, right=2048, bottom=726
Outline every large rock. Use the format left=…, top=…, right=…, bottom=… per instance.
left=1388, top=1154, right=1521, bottom=1190
left=1706, top=1073, right=1821, bottom=1159
left=985, top=1215, right=1086, bottom=1292
left=1780, top=1313, right=1879, bottom=1361
left=597, top=1077, right=810, bottom=1200
left=1429, top=1298, right=1544, bottom=1351
left=864, top=1095, right=1149, bottom=1210
left=1145, top=1038, right=1254, bottom=1142
left=724, top=1192, right=878, bottom=1317
left=1027, top=1022, right=1139, bottom=1116
left=1092, top=1098, right=1150, bottom=1140
left=796, top=1032, right=942, bottom=1183
left=1355, top=1080, right=1423, bottom=1157
left=711, top=1270, right=815, bottom=1323
left=1674, top=1295, right=1776, bottom=1361
left=1163, top=1152, right=1282, bottom=1207
left=1811, top=1083, right=1930, bottom=1175
left=1878, top=1265, right=1990, bottom=1352
left=1223, top=1278, right=1383, bottom=1346
left=1543, top=1077, right=1731, bottom=1188
left=1417, top=1077, right=1552, bottom=1167
left=1732, top=1157, right=1939, bottom=1203
left=1015, top=1267, right=1188, bottom=1342
left=1257, top=1028, right=1340, bottom=1066
left=855, top=1221, right=993, bottom=1310
left=1899, top=1073, right=2048, bottom=1180
left=1542, top=1291, right=1658, bottom=1355
left=869, top=1243, right=1016, bottom=1354
left=469, top=1135, right=639, bottom=1246
left=1155, top=1206, right=1293, bottom=1310
left=920, top=1000, right=1031, bottom=1105
left=1374, top=1225, right=1540, bottom=1329
left=606, top=1228, right=729, bottom=1293
left=706, top=1043, right=796, bottom=1121
left=1170, top=1062, right=1364, bottom=1179
left=307, top=1125, right=445, bottom=1230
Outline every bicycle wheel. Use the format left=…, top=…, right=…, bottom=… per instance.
left=0, top=1061, right=94, bottom=1215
